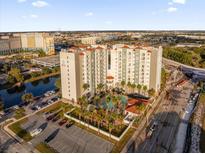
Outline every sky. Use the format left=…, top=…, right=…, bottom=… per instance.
left=0, top=0, right=205, bottom=32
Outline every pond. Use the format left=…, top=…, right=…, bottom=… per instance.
left=0, top=75, right=60, bottom=109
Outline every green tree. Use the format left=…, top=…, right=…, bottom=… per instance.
left=97, top=83, right=104, bottom=92
left=21, top=93, right=34, bottom=104
left=137, top=84, right=142, bottom=94
left=82, top=83, right=89, bottom=92
left=55, top=78, right=61, bottom=90
left=3, top=64, right=9, bottom=73
left=131, top=83, right=136, bottom=93
left=121, top=81, right=126, bottom=89
left=143, top=85, right=147, bottom=95
left=108, top=123, right=114, bottom=139
left=127, top=82, right=132, bottom=93
left=8, top=68, right=24, bottom=83
left=148, top=88, right=156, bottom=97
left=42, top=67, right=52, bottom=74
left=38, top=49, right=46, bottom=57
left=7, top=75, right=16, bottom=84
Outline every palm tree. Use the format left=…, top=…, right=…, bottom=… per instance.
left=121, top=80, right=126, bottom=89
left=108, top=123, right=114, bottom=139
left=96, top=114, right=103, bottom=134
left=83, top=83, right=89, bottom=92
left=148, top=88, right=156, bottom=97
left=143, top=85, right=147, bottom=95
left=137, top=84, right=142, bottom=94
left=131, top=83, right=136, bottom=93
left=21, top=93, right=34, bottom=104
left=127, top=82, right=132, bottom=93
left=97, top=83, right=104, bottom=92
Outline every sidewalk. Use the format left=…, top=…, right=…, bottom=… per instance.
left=121, top=91, right=166, bottom=152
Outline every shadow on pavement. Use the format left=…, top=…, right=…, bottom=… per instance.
left=0, top=138, right=16, bottom=152
left=127, top=111, right=205, bottom=153
left=44, top=128, right=60, bottom=143
left=38, top=122, right=48, bottom=131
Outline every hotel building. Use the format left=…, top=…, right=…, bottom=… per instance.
left=60, top=44, right=162, bottom=102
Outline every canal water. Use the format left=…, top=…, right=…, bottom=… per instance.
left=0, top=75, right=59, bottom=109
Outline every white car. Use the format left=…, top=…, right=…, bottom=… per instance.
left=30, top=128, right=42, bottom=137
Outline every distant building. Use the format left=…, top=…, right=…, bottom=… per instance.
left=21, top=33, right=55, bottom=55
left=0, top=37, right=21, bottom=55
left=79, top=37, right=101, bottom=45
left=0, top=33, right=55, bottom=56
left=60, top=44, right=162, bottom=103
left=31, top=55, right=60, bottom=68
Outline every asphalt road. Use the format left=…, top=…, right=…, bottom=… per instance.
left=0, top=128, right=32, bottom=153
left=135, top=81, right=193, bottom=153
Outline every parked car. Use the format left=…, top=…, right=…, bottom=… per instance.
left=65, top=121, right=75, bottom=128
left=52, top=115, right=60, bottom=122
left=58, top=118, right=68, bottom=126
left=147, top=121, right=158, bottom=138
left=30, top=128, right=42, bottom=137
left=46, top=115, right=54, bottom=121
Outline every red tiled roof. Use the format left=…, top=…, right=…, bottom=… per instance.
left=126, top=105, right=141, bottom=114
left=86, top=48, right=94, bottom=52
left=79, top=52, right=84, bottom=56
left=147, top=50, right=152, bottom=53
left=127, top=99, right=138, bottom=106
left=96, top=46, right=104, bottom=50
left=122, top=45, right=130, bottom=49
left=106, top=76, right=114, bottom=80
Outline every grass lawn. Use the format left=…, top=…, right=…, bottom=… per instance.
left=111, top=128, right=136, bottom=153
left=37, top=101, right=62, bottom=114
left=35, top=142, right=57, bottom=153
left=14, top=108, right=26, bottom=119
left=199, top=93, right=205, bottom=152
left=8, top=118, right=32, bottom=142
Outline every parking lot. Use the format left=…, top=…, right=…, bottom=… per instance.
left=21, top=114, right=113, bottom=153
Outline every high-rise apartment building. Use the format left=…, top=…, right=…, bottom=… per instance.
left=21, top=33, right=55, bottom=55
left=60, top=44, right=162, bottom=102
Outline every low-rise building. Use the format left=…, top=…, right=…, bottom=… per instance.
left=31, top=55, right=60, bottom=67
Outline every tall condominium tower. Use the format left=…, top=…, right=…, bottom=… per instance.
left=60, top=44, right=162, bottom=102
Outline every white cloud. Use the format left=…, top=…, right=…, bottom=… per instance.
left=17, top=0, right=27, bottom=3
left=172, top=0, right=186, bottom=4
left=32, top=1, right=48, bottom=8
left=167, top=7, right=178, bottom=12
left=30, top=14, right=38, bottom=18
left=85, top=12, right=93, bottom=16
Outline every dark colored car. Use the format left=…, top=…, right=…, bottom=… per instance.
left=46, top=115, right=54, bottom=121
left=52, top=115, right=60, bottom=122
left=65, top=121, right=75, bottom=128
left=58, top=118, right=68, bottom=126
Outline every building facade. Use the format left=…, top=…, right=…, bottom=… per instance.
left=0, top=37, right=21, bottom=55
left=60, top=44, right=162, bottom=102
left=21, top=33, right=55, bottom=55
